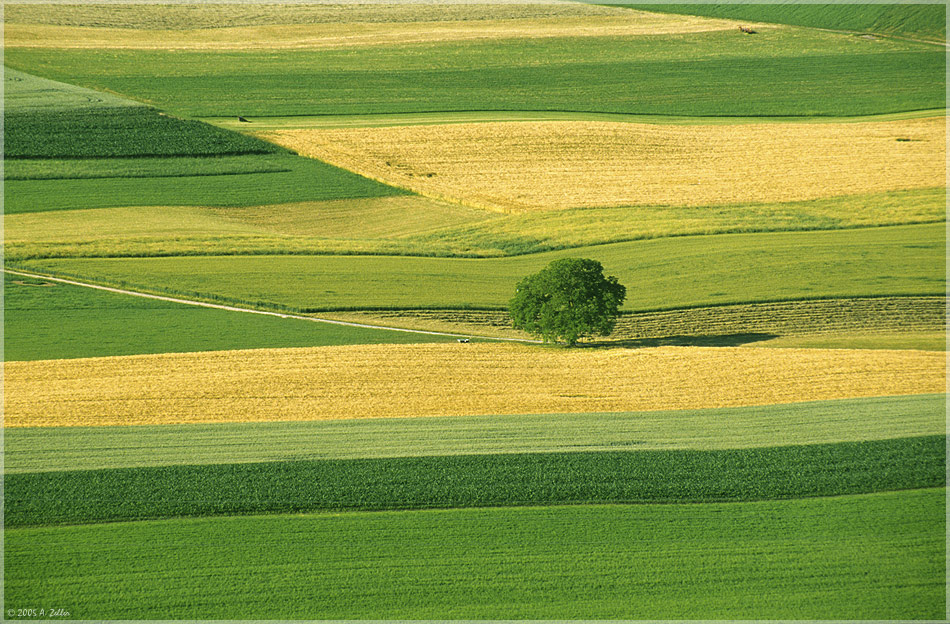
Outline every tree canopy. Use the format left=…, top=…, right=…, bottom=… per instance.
left=509, top=258, right=626, bottom=346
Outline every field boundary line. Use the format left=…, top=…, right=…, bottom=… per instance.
left=204, top=108, right=949, bottom=131
left=3, top=268, right=540, bottom=344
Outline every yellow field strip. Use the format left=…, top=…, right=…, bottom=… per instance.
left=3, top=13, right=753, bottom=50
left=264, top=117, right=946, bottom=212
left=6, top=344, right=944, bottom=427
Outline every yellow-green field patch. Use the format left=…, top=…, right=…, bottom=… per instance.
left=264, top=117, right=945, bottom=212
left=7, top=344, right=944, bottom=427
left=3, top=8, right=752, bottom=50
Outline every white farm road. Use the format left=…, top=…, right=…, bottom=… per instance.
left=4, top=267, right=540, bottom=344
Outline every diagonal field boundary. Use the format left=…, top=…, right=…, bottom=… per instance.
left=3, top=268, right=540, bottom=344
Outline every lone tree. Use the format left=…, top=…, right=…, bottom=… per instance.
left=509, top=258, right=626, bottom=346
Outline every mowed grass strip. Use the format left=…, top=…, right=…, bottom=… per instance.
left=5, top=490, right=944, bottom=620
left=6, top=395, right=944, bottom=474
left=265, top=117, right=946, bottom=211
left=6, top=344, right=945, bottom=427
left=1, top=2, right=629, bottom=30
left=2, top=11, right=749, bottom=50
left=6, top=435, right=944, bottom=527
left=4, top=29, right=943, bottom=118
left=15, top=223, right=944, bottom=311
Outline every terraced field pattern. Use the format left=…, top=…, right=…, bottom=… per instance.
left=4, top=2, right=946, bottom=620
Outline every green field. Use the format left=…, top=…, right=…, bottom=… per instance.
left=3, top=273, right=458, bottom=362
left=4, top=3, right=946, bottom=619
left=7, top=187, right=944, bottom=259
left=6, top=490, right=944, bottom=619
left=5, top=154, right=407, bottom=214
left=10, top=435, right=941, bottom=527
left=4, top=68, right=407, bottom=213
left=5, top=28, right=944, bottom=118
left=626, top=3, right=947, bottom=41
left=15, top=223, right=944, bottom=312
left=7, top=394, right=944, bottom=473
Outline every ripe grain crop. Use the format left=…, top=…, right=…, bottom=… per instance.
left=6, top=344, right=945, bottom=427
left=265, top=117, right=946, bottom=212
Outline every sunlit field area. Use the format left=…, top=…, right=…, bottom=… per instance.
left=4, top=2, right=945, bottom=620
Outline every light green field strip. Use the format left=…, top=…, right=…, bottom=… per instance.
left=3, top=67, right=145, bottom=113
left=15, top=223, right=944, bottom=312
left=6, top=188, right=944, bottom=261
left=5, top=395, right=943, bottom=474
left=204, top=108, right=948, bottom=131
left=5, top=490, right=944, bottom=619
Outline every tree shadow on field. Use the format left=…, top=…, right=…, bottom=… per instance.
left=577, top=333, right=780, bottom=349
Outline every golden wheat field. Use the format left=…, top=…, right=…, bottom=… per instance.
left=265, top=117, right=946, bottom=212
left=3, top=10, right=749, bottom=50
left=6, top=344, right=944, bottom=427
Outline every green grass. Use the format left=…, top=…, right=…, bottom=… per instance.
left=7, top=187, right=943, bottom=260
left=5, top=490, right=944, bottom=619
left=3, top=68, right=408, bottom=212
left=4, top=154, right=408, bottom=214
left=15, top=223, right=944, bottom=312
left=6, top=435, right=943, bottom=527
left=5, top=106, right=284, bottom=160
left=6, top=395, right=944, bottom=474
left=5, top=28, right=944, bottom=118
left=626, top=4, right=947, bottom=42
left=4, top=154, right=293, bottom=181
left=5, top=70, right=280, bottom=159
left=4, top=67, right=145, bottom=113
left=3, top=273, right=458, bottom=361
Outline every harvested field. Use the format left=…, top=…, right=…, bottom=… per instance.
left=3, top=9, right=750, bottom=50
left=265, top=117, right=946, bottom=211
left=332, top=296, right=948, bottom=344
left=2, top=2, right=636, bottom=29
left=6, top=344, right=945, bottom=427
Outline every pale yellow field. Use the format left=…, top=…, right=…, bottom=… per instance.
left=6, top=344, right=944, bottom=427
left=4, top=196, right=487, bottom=242
left=4, top=11, right=751, bottom=50
left=266, top=117, right=946, bottom=212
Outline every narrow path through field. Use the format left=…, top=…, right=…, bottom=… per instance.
left=202, top=109, right=947, bottom=131
left=3, top=268, right=539, bottom=344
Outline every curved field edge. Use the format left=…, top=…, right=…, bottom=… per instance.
left=6, top=188, right=945, bottom=261
left=5, top=489, right=944, bottom=619
left=10, top=223, right=945, bottom=314
left=4, top=30, right=944, bottom=118
left=264, top=117, right=944, bottom=212
left=622, top=4, right=947, bottom=43
left=204, top=109, right=950, bottom=131
left=3, top=272, right=461, bottom=362
left=6, top=344, right=944, bottom=427
left=7, top=395, right=944, bottom=473
left=5, top=435, right=944, bottom=527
